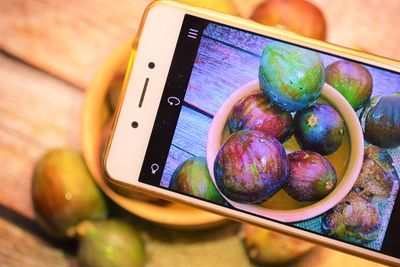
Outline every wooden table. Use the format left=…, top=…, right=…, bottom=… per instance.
left=0, top=0, right=398, bottom=266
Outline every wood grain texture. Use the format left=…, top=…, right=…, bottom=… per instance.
left=161, top=105, right=213, bottom=187
left=0, top=217, right=70, bottom=267
left=0, top=0, right=152, bottom=89
left=1, top=0, right=398, bottom=91
left=186, top=37, right=259, bottom=115
left=0, top=53, right=82, bottom=220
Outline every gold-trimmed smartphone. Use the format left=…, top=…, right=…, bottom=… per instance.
left=104, top=1, right=400, bottom=265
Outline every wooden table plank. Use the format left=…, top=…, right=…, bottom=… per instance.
left=0, top=0, right=152, bottom=89
left=1, top=0, right=398, bottom=92
left=0, top=53, right=82, bottom=220
left=0, top=216, right=71, bottom=267
left=186, top=37, right=259, bottom=115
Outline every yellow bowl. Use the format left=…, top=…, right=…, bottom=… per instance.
left=206, top=80, right=364, bottom=223
left=81, top=41, right=226, bottom=229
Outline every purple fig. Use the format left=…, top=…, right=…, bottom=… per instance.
left=360, top=93, right=400, bottom=148
left=228, top=92, right=293, bottom=142
left=214, top=130, right=289, bottom=204
left=294, top=103, right=344, bottom=155
left=326, top=60, right=373, bottom=111
left=284, top=151, right=337, bottom=202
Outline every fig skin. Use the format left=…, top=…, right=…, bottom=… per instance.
left=322, top=192, right=381, bottom=244
left=169, top=157, right=225, bottom=204
left=251, top=0, right=327, bottom=40
left=294, top=103, right=344, bottom=155
left=284, top=151, right=337, bottom=202
left=32, top=148, right=108, bottom=239
left=241, top=224, right=314, bottom=265
left=78, top=219, right=146, bottom=267
left=326, top=60, right=373, bottom=111
left=361, top=93, right=400, bottom=148
left=214, top=130, right=289, bottom=204
left=228, top=92, right=294, bottom=142
left=259, top=41, right=325, bottom=111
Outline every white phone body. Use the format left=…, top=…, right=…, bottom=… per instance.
left=104, top=1, right=400, bottom=265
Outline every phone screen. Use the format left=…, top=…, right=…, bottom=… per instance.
left=138, top=14, right=400, bottom=257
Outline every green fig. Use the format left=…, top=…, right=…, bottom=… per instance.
left=259, top=41, right=325, bottom=111
left=170, top=157, right=225, bottom=204
left=32, top=148, right=108, bottom=239
left=78, top=220, right=146, bottom=267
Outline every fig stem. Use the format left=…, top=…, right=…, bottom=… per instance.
left=66, top=220, right=96, bottom=239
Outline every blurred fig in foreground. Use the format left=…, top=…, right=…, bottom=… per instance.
left=78, top=220, right=146, bottom=267
left=251, top=0, right=327, bottom=40
left=241, top=224, right=314, bottom=265
left=32, top=148, right=108, bottom=239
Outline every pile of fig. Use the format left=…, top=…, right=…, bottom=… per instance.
left=211, top=40, right=400, bottom=211
left=322, top=145, right=398, bottom=244
left=209, top=42, right=348, bottom=205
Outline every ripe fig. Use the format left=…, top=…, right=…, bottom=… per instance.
left=228, top=92, right=293, bottom=142
left=322, top=192, right=381, bottom=244
left=78, top=219, right=146, bottom=267
left=241, top=224, right=314, bottom=265
left=169, top=157, right=225, bottom=204
left=214, top=130, right=289, bottom=204
left=326, top=60, right=373, bottom=111
left=251, top=0, right=327, bottom=40
left=32, top=148, right=108, bottom=239
left=360, top=93, right=400, bottom=148
left=259, top=41, right=325, bottom=111
left=284, top=151, right=337, bottom=202
left=294, top=103, right=344, bottom=155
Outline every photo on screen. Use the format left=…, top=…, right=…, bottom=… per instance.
left=158, top=21, right=400, bottom=252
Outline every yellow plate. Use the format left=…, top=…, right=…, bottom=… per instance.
left=81, top=41, right=227, bottom=229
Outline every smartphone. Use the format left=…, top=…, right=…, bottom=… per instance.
left=104, top=0, right=400, bottom=265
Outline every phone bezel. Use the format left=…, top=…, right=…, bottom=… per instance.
left=104, top=1, right=400, bottom=265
